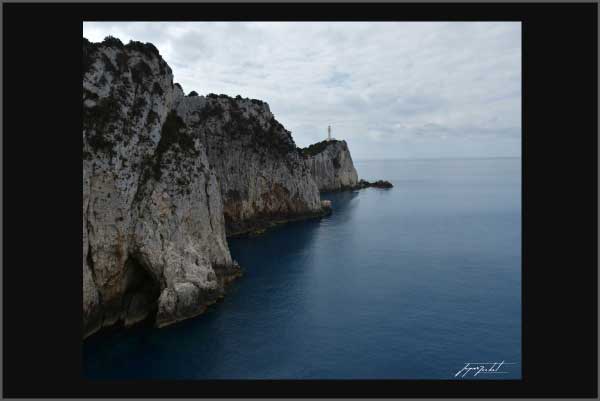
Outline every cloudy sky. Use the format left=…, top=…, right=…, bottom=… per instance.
left=83, top=22, right=521, bottom=160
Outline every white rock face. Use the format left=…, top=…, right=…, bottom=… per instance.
left=175, top=95, right=323, bottom=236
left=303, top=140, right=359, bottom=192
left=82, top=38, right=337, bottom=338
left=82, top=38, right=239, bottom=338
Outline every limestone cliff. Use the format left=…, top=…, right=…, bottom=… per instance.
left=302, top=140, right=359, bottom=192
left=174, top=94, right=323, bottom=236
left=83, top=37, right=240, bottom=338
left=83, top=37, right=328, bottom=337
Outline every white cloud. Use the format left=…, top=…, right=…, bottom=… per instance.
left=83, top=21, right=521, bottom=159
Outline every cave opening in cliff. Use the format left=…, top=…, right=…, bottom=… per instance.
left=121, top=255, right=161, bottom=326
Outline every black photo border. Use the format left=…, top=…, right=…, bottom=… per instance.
left=2, top=2, right=597, bottom=398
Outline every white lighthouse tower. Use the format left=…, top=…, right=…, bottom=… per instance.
left=327, top=125, right=332, bottom=141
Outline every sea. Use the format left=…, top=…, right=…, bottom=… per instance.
left=83, top=158, right=522, bottom=380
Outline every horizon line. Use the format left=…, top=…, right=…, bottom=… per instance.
left=354, top=156, right=521, bottom=162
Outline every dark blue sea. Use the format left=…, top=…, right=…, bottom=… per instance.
left=83, top=158, right=521, bottom=380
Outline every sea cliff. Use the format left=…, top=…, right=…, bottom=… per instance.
left=82, top=37, right=387, bottom=338
left=83, top=37, right=332, bottom=337
left=83, top=37, right=245, bottom=337
left=174, top=92, right=323, bottom=237
left=302, top=140, right=359, bottom=192
left=302, top=140, right=393, bottom=192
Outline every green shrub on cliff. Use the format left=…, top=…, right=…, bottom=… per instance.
left=82, top=38, right=97, bottom=78
left=83, top=96, right=121, bottom=135
left=102, top=36, right=124, bottom=48
left=152, top=82, right=164, bottom=96
left=131, top=60, right=153, bottom=86
left=301, top=139, right=339, bottom=157
left=125, top=40, right=161, bottom=60
left=151, top=111, right=198, bottom=180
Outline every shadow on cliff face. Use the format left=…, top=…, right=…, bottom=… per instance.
left=83, top=254, right=161, bottom=342
left=121, top=256, right=161, bottom=326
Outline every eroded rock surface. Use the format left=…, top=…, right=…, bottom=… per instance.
left=83, top=37, right=239, bottom=338
left=175, top=94, right=324, bottom=236
left=302, top=140, right=359, bottom=192
left=82, top=37, right=336, bottom=338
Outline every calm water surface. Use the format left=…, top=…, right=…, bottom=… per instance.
left=83, top=158, right=521, bottom=379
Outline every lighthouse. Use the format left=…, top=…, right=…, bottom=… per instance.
left=327, top=125, right=332, bottom=141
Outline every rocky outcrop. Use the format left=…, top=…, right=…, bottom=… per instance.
left=174, top=94, right=324, bottom=237
left=355, top=179, right=394, bottom=189
left=83, top=37, right=240, bottom=338
left=302, top=140, right=359, bottom=192
left=82, top=37, right=332, bottom=337
left=302, top=140, right=394, bottom=192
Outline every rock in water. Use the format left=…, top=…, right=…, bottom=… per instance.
left=83, top=37, right=240, bottom=338
left=320, top=199, right=333, bottom=215
left=355, top=179, right=394, bottom=189
left=302, top=139, right=359, bottom=192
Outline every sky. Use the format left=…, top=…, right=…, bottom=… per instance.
left=83, top=22, right=521, bottom=160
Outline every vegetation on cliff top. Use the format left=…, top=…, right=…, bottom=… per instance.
left=301, top=139, right=341, bottom=157
left=195, top=95, right=297, bottom=159
left=83, top=36, right=169, bottom=81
